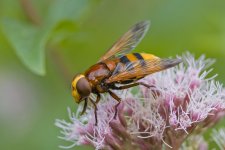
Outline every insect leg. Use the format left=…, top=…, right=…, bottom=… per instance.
left=80, top=98, right=88, bottom=115
left=90, top=97, right=98, bottom=126
left=108, top=90, right=121, bottom=119
left=112, top=82, right=153, bottom=90
left=138, top=82, right=153, bottom=88
left=95, top=93, right=101, bottom=104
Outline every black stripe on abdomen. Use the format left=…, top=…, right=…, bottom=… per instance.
left=120, top=55, right=130, bottom=64
left=119, top=55, right=133, bottom=71
left=133, top=53, right=146, bottom=66
left=112, top=56, right=130, bottom=76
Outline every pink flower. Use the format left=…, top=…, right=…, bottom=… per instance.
left=56, top=53, right=225, bottom=150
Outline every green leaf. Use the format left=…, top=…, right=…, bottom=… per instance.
left=1, top=19, right=50, bottom=75
left=1, top=0, right=90, bottom=75
left=45, top=0, right=89, bottom=26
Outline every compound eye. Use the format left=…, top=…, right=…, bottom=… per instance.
left=76, top=78, right=91, bottom=99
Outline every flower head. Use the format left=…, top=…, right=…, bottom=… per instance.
left=56, top=52, right=225, bottom=149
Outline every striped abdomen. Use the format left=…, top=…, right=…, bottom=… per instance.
left=107, top=53, right=159, bottom=83
left=120, top=53, right=158, bottom=64
left=103, top=52, right=181, bottom=84
left=113, top=52, right=159, bottom=74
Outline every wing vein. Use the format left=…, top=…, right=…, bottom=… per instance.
left=99, top=21, right=150, bottom=62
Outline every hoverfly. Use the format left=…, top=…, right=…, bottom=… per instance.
left=72, top=21, right=182, bottom=125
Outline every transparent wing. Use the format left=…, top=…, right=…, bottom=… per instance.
left=106, top=58, right=182, bottom=83
left=99, top=21, right=150, bottom=62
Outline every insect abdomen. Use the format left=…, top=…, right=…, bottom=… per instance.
left=138, top=53, right=159, bottom=60
left=120, top=53, right=159, bottom=66
left=112, top=53, right=159, bottom=78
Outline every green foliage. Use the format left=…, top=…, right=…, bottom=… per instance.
left=2, top=20, right=48, bottom=75
left=1, top=0, right=90, bottom=75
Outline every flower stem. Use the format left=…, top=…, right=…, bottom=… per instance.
left=19, top=0, right=42, bottom=26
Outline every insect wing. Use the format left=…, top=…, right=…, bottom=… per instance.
left=106, top=58, right=182, bottom=83
left=99, top=21, right=150, bottom=62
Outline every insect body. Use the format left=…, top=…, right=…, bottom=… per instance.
left=71, top=21, right=182, bottom=125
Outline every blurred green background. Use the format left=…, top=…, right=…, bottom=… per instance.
left=0, top=0, right=225, bottom=149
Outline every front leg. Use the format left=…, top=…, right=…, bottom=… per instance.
left=90, top=93, right=101, bottom=126
left=108, top=90, right=121, bottom=119
left=89, top=97, right=98, bottom=126
left=80, top=98, right=88, bottom=115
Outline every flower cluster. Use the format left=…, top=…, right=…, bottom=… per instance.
left=56, top=53, right=225, bottom=150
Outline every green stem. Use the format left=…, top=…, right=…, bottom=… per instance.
left=19, top=0, right=41, bottom=26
